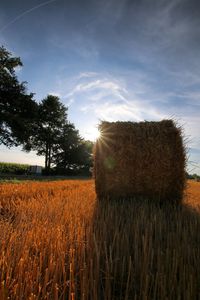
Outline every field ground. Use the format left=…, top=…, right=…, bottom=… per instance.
left=0, top=180, right=200, bottom=299
left=0, top=175, right=91, bottom=183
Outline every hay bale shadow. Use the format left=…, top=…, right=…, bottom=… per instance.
left=88, top=197, right=200, bottom=300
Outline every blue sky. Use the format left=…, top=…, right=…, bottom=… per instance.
left=0, top=0, right=200, bottom=174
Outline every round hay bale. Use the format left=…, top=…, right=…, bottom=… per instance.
left=94, top=120, right=186, bottom=203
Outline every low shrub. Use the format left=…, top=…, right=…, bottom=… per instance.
left=0, top=162, right=30, bottom=175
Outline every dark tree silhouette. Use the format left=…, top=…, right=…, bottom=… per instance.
left=53, top=123, right=93, bottom=174
left=25, top=95, right=68, bottom=173
left=0, top=46, right=38, bottom=147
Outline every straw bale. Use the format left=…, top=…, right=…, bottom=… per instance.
left=94, top=120, right=186, bottom=203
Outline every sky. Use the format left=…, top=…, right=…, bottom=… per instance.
left=0, top=0, right=200, bottom=174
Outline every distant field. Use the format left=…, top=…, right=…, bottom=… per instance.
left=0, top=180, right=200, bottom=299
left=0, top=174, right=91, bottom=183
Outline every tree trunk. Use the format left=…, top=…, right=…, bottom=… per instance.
left=45, top=143, right=48, bottom=172
left=47, top=146, right=51, bottom=174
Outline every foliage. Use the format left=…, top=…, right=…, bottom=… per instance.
left=186, top=172, right=200, bottom=181
left=0, top=180, right=200, bottom=299
left=24, top=95, right=68, bottom=173
left=53, top=123, right=93, bottom=174
left=0, top=46, right=38, bottom=147
left=0, top=162, right=29, bottom=175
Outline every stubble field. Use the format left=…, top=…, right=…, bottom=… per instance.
left=0, top=179, right=200, bottom=300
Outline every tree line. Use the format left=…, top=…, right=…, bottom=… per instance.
left=0, top=46, right=93, bottom=175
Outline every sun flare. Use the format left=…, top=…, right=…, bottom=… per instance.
left=85, top=127, right=101, bottom=141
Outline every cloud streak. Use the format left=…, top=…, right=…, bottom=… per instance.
left=65, top=72, right=166, bottom=122
left=0, top=0, right=58, bottom=33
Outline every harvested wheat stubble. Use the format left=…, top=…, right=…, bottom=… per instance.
left=94, top=120, right=186, bottom=202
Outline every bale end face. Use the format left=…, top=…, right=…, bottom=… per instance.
left=94, top=120, right=186, bottom=203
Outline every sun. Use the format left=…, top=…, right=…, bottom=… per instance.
left=85, top=127, right=101, bottom=141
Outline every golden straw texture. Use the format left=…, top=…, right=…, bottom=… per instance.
left=94, top=120, right=186, bottom=202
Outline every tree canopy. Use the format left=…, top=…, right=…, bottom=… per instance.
left=0, top=46, right=38, bottom=147
left=24, top=95, right=68, bottom=173
left=53, top=123, right=93, bottom=174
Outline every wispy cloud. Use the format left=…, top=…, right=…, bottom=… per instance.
left=65, top=72, right=166, bottom=122
left=48, top=91, right=61, bottom=97
left=68, top=78, right=127, bottom=99
left=78, top=72, right=98, bottom=79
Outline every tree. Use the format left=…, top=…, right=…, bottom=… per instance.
left=0, top=46, right=38, bottom=147
left=25, top=95, right=68, bottom=173
left=53, top=123, right=93, bottom=174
